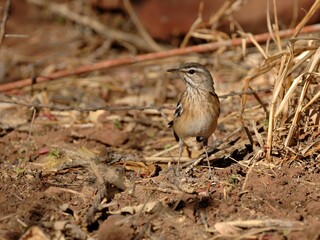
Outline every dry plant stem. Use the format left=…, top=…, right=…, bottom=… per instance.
left=209, top=0, right=237, bottom=26
left=272, top=0, right=282, bottom=51
left=123, top=0, right=163, bottom=52
left=241, top=157, right=256, bottom=191
left=244, top=33, right=268, bottom=58
left=293, top=0, right=320, bottom=37
left=16, top=218, right=28, bottom=228
left=137, top=186, right=182, bottom=194
left=251, top=120, right=264, bottom=147
left=27, top=108, right=36, bottom=151
left=275, top=71, right=315, bottom=118
left=0, top=96, right=173, bottom=112
left=266, top=39, right=319, bottom=156
left=0, top=0, right=11, bottom=50
left=266, top=0, right=276, bottom=50
left=144, top=156, right=191, bottom=163
left=4, top=34, right=28, bottom=38
left=279, top=46, right=319, bottom=147
left=266, top=50, right=292, bottom=160
left=220, top=105, right=261, bottom=125
left=26, top=0, right=156, bottom=52
left=150, top=139, right=195, bottom=158
left=220, top=219, right=304, bottom=228
left=240, top=77, right=250, bottom=119
left=274, top=42, right=318, bottom=118
left=249, top=87, right=268, bottom=118
left=241, top=147, right=266, bottom=191
left=180, top=2, right=203, bottom=48
left=228, top=156, right=250, bottom=169
left=0, top=88, right=271, bottom=112
left=285, top=78, right=311, bottom=147
left=1, top=24, right=320, bottom=92
left=183, top=128, right=241, bottom=173
left=0, top=214, right=15, bottom=222
left=301, top=77, right=320, bottom=112
left=289, top=0, right=300, bottom=29
left=46, top=187, right=86, bottom=198
left=180, top=18, right=202, bottom=48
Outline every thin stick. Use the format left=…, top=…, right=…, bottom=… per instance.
left=293, top=0, right=320, bottom=37
left=0, top=0, right=11, bottom=49
left=272, top=0, right=282, bottom=51
left=144, top=156, right=191, bottom=163
left=180, top=18, right=202, bottom=48
left=285, top=78, right=311, bottom=147
left=27, top=108, right=36, bottom=150
left=284, top=46, right=320, bottom=146
left=180, top=1, right=203, bottom=48
left=150, top=139, right=195, bottom=158
left=0, top=88, right=272, bottom=111
left=123, top=0, right=163, bottom=52
left=209, top=0, right=237, bottom=26
left=266, top=50, right=291, bottom=160
left=0, top=97, right=173, bottom=112
left=4, top=34, right=28, bottom=38
left=26, top=0, right=157, bottom=52
left=1, top=24, right=319, bottom=92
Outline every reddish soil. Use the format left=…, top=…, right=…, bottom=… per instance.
left=0, top=1, right=319, bottom=240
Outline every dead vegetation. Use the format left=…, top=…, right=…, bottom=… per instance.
left=0, top=0, right=319, bottom=239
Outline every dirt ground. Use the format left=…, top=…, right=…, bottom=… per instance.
left=0, top=1, right=319, bottom=240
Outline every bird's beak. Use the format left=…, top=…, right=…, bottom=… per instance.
left=167, top=67, right=180, bottom=73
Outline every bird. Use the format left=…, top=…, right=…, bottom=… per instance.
left=167, top=62, right=220, bottom=174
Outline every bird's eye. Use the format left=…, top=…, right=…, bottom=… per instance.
left=188, top=69, right=195, bottom=74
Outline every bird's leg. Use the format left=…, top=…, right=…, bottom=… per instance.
left=177, top=139, right=184, bottom=174
left=203, top=139, right=213, bottom=177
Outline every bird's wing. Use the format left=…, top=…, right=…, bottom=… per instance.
left=174, top=100, right=183, bottom=118
left=167, top=100, right=183, bottom=142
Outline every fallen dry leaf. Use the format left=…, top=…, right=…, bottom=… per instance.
left=119, top=161, right=157, bottom=177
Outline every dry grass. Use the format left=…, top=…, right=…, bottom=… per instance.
left=186, top=0, right=320, bottom=163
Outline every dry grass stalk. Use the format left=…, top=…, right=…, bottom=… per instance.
left=293, top=0, right=320, bottom=37
left=0, top=0, right=11, bottom=49
left=236, top=1, right=320, bottom=162
left=208, top=0, right=240, bottom=27
left=285, top=46, right=320, bottom=146
left=123, top=0, right=163, bottom=52
left=267, top=40, right=319, bottom=155
left=1, top=24, right=319, bottom=92
left=26, top=0, right=157, bottom=52
left=180, top=2, right=204, bottom=48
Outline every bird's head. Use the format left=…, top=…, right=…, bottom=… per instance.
left=167, top=62, right=215, bottom=92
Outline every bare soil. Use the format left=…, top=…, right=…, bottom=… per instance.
left=0, top=1, right=319, bottom=240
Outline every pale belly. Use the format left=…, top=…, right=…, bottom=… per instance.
left=173, top=104, right=219, bottom=140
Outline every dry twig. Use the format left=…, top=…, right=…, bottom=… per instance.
left=123, top=0, right=163, bottom=52
left=26, top=0, right=158, bottom=52
left=0, top=88, right=271, bottom=111
left=0, top=24, right=319, bottom=92
left=0, top=0, right=11, bottom=49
